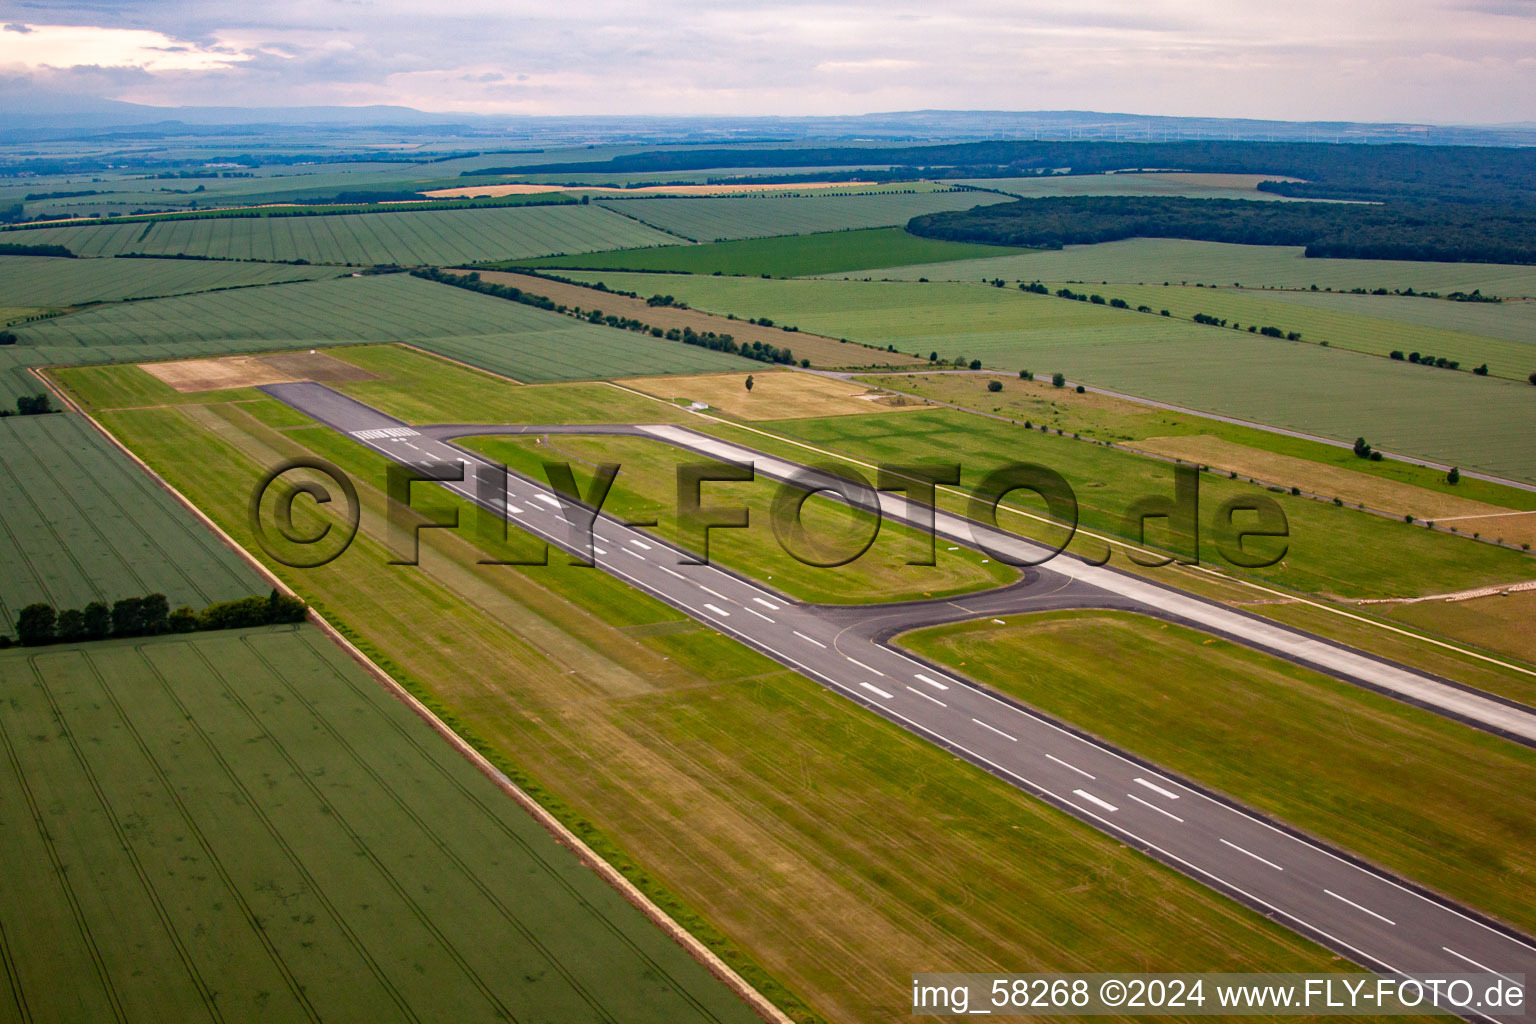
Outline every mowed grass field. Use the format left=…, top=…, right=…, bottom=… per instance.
left=899, top=611, right=1536, bottom=935
left=459, top=432, right=1019, bottom=605
left=698, top=407, right=1535, bottom=601
left=1097, top=283, right=1536, bottom=381
left=830, top=237, right=1536, bottom=296
left=13, top=273, right=757, bottom=383
left=594, top=190, right=1013, bottom=242
left=566, top=273, right=1536, bottom=483
left=0, top=412, right=261, bottom=635
left=62, top=363, right=1358, bottom=1022
left=0, top=625, right=761, bottom=1024
left=11, top=202, right=677, bottom=264
left=504, top=227, right=1027, bottom=277
left=0, top=254, right=341, bottom=306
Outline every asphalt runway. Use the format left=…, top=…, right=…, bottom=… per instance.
left=262, top=381, right=1536, bottom=1006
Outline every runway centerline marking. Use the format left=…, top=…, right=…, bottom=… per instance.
left=1324, top=890, right=1396, bottom=926
left=972, top=718, right=1018, bottom=742
left=1126, top=792, right=1184, bottom=822
left=1441, top=947, right=1517, bottom=984
left=630, top=539, right=652, bottom=550
left=1072, top=789, right=1119, bottom=813
left=1220, top=838, right=1284, bottom=871
left=906, top=686, right=947, bottom=707
left=753, top=598, right=780, bottom=610
left=793, top=631, right=826, bottom=648
left=913, top=673, right=949, bottom=691
left=1046, top=754, right=1095, bottom=779
left=845, top=656, right=883, bottom=677
left=860, top=682, right=894, bottom=699
left=745, top=607, right=774, bottom=623
left=702, top=603, right=730, bottom=618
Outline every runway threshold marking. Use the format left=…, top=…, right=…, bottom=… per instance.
left=1324, top=890, right=1396, bottom=926
left=1134, top=777, right=1181, bottom=800
left=1220, top=838, right=1285, bottom=871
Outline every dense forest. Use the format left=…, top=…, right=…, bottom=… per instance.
left=906, top=196, right=1536, bottom=265
left=476, top=140, right=1536, bottom=207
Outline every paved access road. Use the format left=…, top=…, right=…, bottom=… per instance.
left=262, top=382, right=1536, bottom=1006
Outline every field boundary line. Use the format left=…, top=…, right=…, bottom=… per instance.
left=41, top=366, right=793, bottom=1024
left=395, top=342, right=527, bottom=384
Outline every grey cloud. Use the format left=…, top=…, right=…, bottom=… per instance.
left=4, top=22, right=34, bottom=32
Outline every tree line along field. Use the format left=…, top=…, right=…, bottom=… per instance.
left=565, top=272, right=1536, bottom=484
left=7, top=202, right=677, bottom=265
left=56, top=362, right=1358, bottom=1022
left=955, top=173, right=1320, bottom=201
left=0, top=254, right=342, bottom=306
left=829, top=237, right=1536, bottom=296
left=9, top=273, right=759, bottom=384
left=0, top=625, right=761, bottom=1024
left=1073, top=283, right=1536, bottom=381
left=592, top=189, right=1014, bottom=242
left=0, top=412, right=262, bottom=635
left=503, top=226, right=1026, bottom=277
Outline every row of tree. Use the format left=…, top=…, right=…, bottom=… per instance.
left=909, top=196, right=1536, bottom=266
left=4, top=590, right=308, bottom=648
left=0, top=393, right=56, bottom=417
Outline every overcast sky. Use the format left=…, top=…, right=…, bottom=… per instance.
left=3, top=0, right=1535, bottom=122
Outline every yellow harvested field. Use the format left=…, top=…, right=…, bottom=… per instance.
left=1391, top=588, right=1536, bottom=664
left=1431, top=512, right=1536, bottom=549
left=619, top=370, right=928, bottom=420
left=423, top=181, right=876, bottom=199
left=1129, top=434, right=1514, bottom=520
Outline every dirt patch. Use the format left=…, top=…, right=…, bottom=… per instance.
left=469, top=271, right=923, bottom=370
left=424, top=181, right=876, bottom=199
left=258, top=351, right=380, bottom=383
left=621, top=370, right=926, bottom=421
left=140, top=356, right=298, bottom=393
left=141, top=352, right=378, bottom=393
left=1129, top=434, right=1515, bottom=521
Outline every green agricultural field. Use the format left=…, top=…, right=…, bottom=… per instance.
left=10, top=202, right=677, bottom=264
left=1261, top=286, right=1536, bottom=344
left=698, top=407, right=1535, bottom=600
left=826, top=237, right=1536, bottom=296
left=900, top=610, right=1536, bottom=934
left=0, top=412, right=261, bottom=636
left=461, top=433, right=1018, bottom=604
left=0, top=254, right=341, bottom=306
left=1092, top=283, right=1535, bottom=380
left=501, top=226, right=1027, bottom=277
left=0, top=625, right=761, bottom=1024
left=565, top=273, right=1536, bottom=483
left=593, top=189, right=1013, bottom=242
left=61, top=363, right=1357, bottom=1022
left=12, top=273, right=758, bottom=383
left=955, top=172, right=1316, bottom=201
